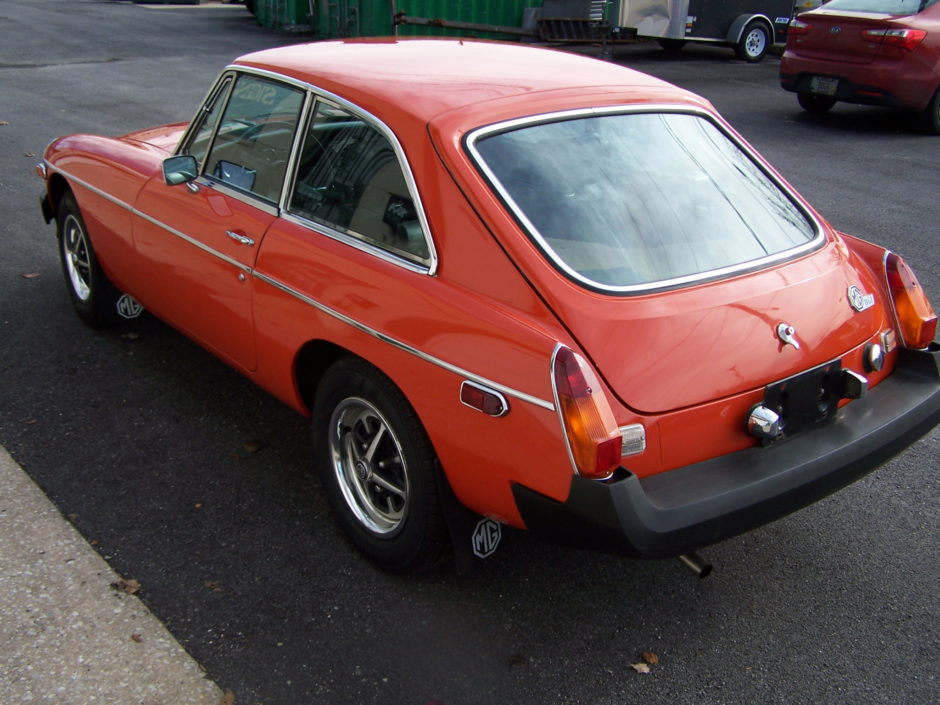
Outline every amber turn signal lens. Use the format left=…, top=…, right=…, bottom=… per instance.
left=552, top=346, right=622, bottom=479
left=886, top=253, right=937, bottom=350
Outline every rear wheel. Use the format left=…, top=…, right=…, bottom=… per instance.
left=920, top=88, right=940, bottom=135
left=312, top=357, right=450, bottom=572
left=735, top=21, right=770, bottom=63
left=798, top=92, right=837, bottom=114
left=56, top=192, right=123, bottom=327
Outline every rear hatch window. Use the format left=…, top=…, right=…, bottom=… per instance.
left=820, top=0, right=930, bottom=12
left=468, top=110, right=819, bottom=293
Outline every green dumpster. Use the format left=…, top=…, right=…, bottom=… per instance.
left=256, top=0, right=312, bottom=30
left=310, top=0, right=541, bottom=40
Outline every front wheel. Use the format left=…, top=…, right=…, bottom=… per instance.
left=735, top=21, right=770, bottom=63
left=312, top=357, right=450, bottom=572
left=798, top=92, right=837, bottom=114
left=56, top=192, right=124, bottom=327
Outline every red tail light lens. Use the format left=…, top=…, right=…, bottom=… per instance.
left=886, top=253, right=937, bottom=350
left=552, top=346, right=622, bottom=479
left=788, top=19, right=813, bottom=37
left=862, top=28, right=927, bottom=52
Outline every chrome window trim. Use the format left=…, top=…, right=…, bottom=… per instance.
left=46, top=163, right=551, bottom=411
left=193, top=177, right=280, bottom=217
left=176, top=72, right=236, bottom=166
left=466, top=104, right=826, bottom=295
left=277, top=90, right=315, bottom=208
left=184, top=72, right=306, bottom=210
left=217, top=65, right=439, bottom=275
left=253, top=270, right=555, bottom=411
left=280, top=211, right=432, bottom=275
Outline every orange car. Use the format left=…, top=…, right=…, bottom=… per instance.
left=38, top=40, right=940, bottom=572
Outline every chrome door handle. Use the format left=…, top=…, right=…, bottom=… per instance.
left=226, top=230, right=255, bottom=246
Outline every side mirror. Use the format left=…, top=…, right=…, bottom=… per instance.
left=163, top=155, right=198, bottom=186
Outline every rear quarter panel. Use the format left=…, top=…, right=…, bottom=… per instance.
left=252, top=149, right=577, bottom=526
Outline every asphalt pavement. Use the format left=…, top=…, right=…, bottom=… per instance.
left=0, top=445, right=223, bottom=704
left=1, top=2, right=938, bottom=705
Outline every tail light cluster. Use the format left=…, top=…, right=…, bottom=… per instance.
left=788, top=18, right=813, bottom=37
left=552, top=346, right=625, bottom=479
left=886, top=253, right=937, bottom=350
left=862, top=28, right=927, bottom=52
left=788, top=19, right=927, bottom=52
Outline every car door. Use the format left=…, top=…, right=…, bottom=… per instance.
left=132, top=72, right=306, bottom=371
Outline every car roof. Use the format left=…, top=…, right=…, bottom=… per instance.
left=233, top=39, right=703, bottom=126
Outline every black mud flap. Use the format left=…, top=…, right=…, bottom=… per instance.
left=437, top=474, right=506, bottom=574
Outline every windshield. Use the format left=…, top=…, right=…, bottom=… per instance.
left=820, top=0, right=933, bottom=13
left=469, top=111, right=818, bottom=292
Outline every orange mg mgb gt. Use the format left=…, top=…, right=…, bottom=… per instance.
left=38, top=40, right=940, bottom=573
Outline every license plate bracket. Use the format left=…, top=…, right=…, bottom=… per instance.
left=764, top=361, right=842, bottom=439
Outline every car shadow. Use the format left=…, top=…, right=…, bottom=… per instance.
left=789, top=104, right=929, bottom=138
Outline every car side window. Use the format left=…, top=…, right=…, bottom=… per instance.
left=288, top=102, right=430, bottom=264
left=185, top=76, right=233, bottom=169
left=203, top=74, right=304, bottom=203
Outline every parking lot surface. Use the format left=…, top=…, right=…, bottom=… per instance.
left=1, top=2, right=937, bottom=704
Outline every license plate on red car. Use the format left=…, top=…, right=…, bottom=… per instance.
left=810, top=76, right=839, bottom=96
left=764, top=361, right=842, bottom=438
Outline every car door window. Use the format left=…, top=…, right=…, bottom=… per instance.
left=185, top=76, right=233, bottom=169
left=288, top=102, right=430, bottom=264
left=203, top=74, right=304, bottom=203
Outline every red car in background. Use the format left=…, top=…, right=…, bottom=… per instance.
left=780, top=0, right=940, bottom=132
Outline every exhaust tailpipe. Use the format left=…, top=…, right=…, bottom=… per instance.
left=678, top=552, right=713, bottom=579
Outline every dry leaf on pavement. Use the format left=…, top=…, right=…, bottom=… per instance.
left=111, top=578, right=141, bottom=595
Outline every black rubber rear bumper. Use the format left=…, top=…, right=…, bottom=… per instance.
left=780, top=72, right=905, bottom=109
left=513, top=346, right=940, bottom=559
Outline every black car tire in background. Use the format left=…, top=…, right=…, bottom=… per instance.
left=245, top=0, right=256, bottom=15
left=312, top=356, right=451, bottom=573
left=797, top=92, right=837, bottom=114
left=735, top=20, right=770, bottom=63
left=657, top=38, right=687, bottom=53
left=921, top=88, right=940, bottom=135
left=56, top=192, right=123, bottom=327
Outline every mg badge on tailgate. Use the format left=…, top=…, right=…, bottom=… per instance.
left=848, top=285, right=875, bottom=313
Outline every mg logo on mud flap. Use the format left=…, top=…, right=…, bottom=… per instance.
left=471, top=518, right=502, bottom=559
left=116, top=294, right=143, bottom=320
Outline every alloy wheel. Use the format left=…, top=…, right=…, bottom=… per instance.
left=329, top=397, right=410, bottom=536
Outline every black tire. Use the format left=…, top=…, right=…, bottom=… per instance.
left=245, top=0, right=256, bottom=14
left=56, top=192, right=124, bottom=327
left=919, top=88, right=940, bottom=135
left=312, top=357, right=450, bottom=573
left=657, top=38, right=686, bottom=53
left=735, top=21, right=770, bottom=63
left=798, top=92, right=837, bottom=114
